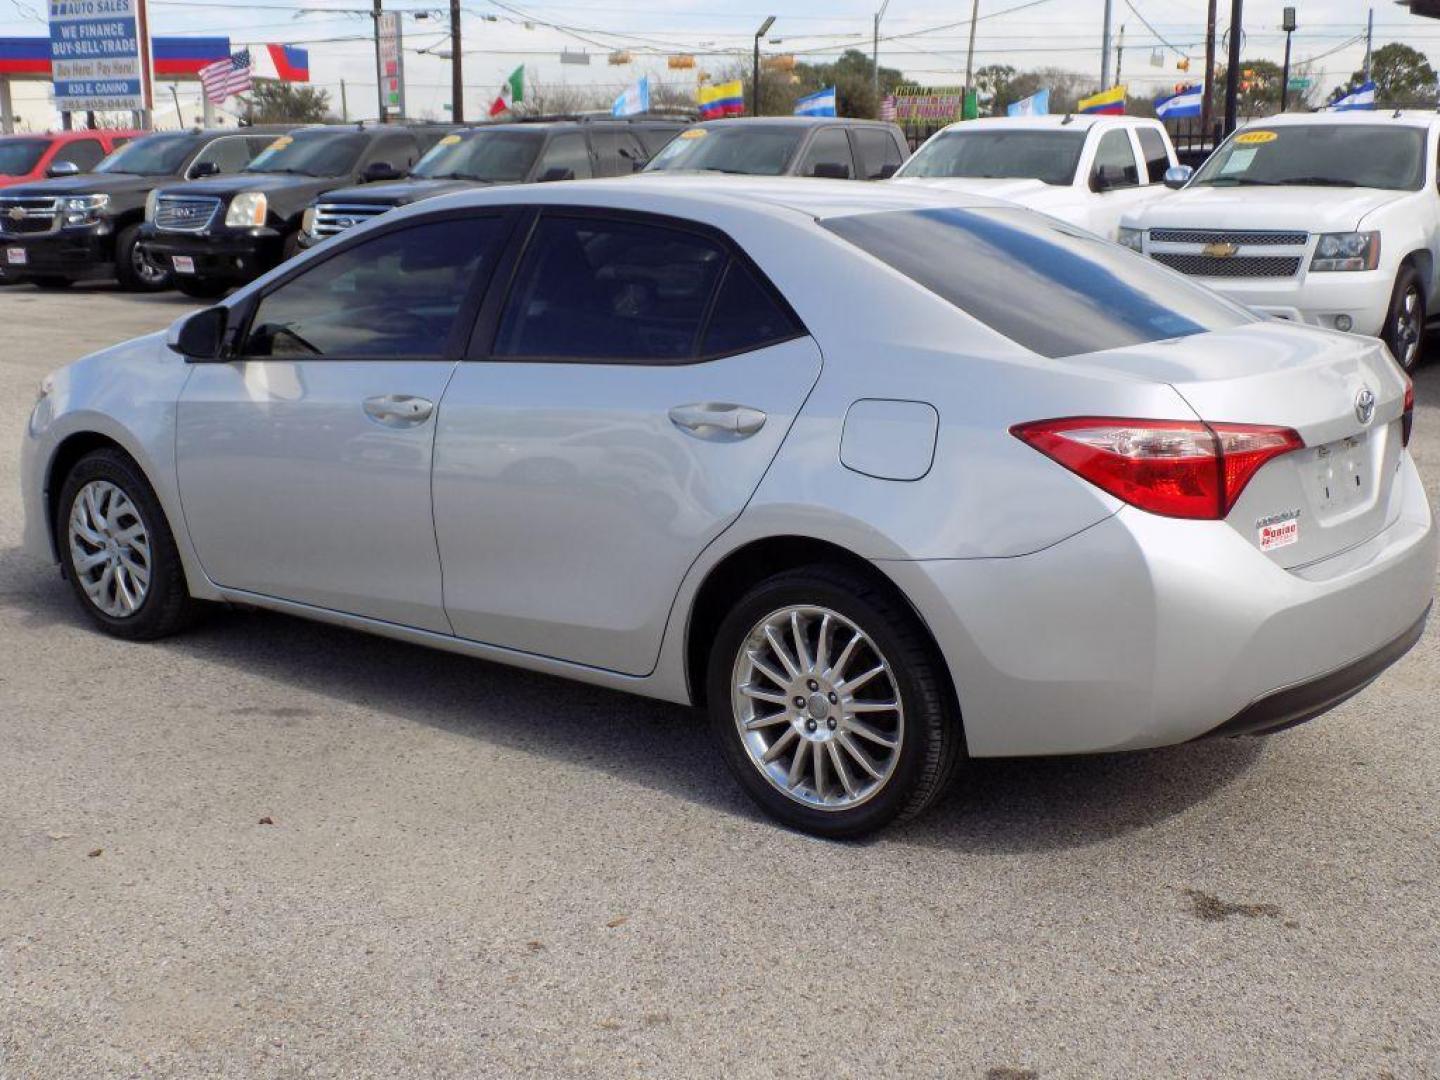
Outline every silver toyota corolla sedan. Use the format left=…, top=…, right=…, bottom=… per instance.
left=20, top=177, right=1436, bottom=836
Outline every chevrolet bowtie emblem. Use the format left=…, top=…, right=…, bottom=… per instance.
left=1203, top=241, right=1239, bottom=258
left=7, top=207, right=24, bottom=222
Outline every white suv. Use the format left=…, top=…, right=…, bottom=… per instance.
left=1119, top=111, right=1440, bottom=370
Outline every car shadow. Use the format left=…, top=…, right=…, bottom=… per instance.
left=3, top=544, right=1265, bottom=851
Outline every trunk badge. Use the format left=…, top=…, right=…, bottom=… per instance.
left=1355, top=387, right=1376, bottom=426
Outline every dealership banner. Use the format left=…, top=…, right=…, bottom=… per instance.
left=48, top=0, right=148, bottom=112
left=890, top=86, right=966, bottom=123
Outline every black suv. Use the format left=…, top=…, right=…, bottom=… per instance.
left=0, top=127, right=289, bottom=291
left=298, top=117, right=688, bottom=248
left=141, top=123, right=453, bottom=297
left=643, top=116, right=908, bottom=180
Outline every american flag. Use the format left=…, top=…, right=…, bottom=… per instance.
left=199, top=50, right=253, bottom=104
left=879, top=94, right=897, bottom=122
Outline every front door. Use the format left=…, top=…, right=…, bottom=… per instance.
left=433, top=210, right=823, bottom=674
left=176, top=212, right=511, bottom=632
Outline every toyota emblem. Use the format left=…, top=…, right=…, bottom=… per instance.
left=1355, top=387, right=1376, bottom=426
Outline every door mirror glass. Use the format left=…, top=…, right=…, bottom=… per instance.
left=189, top=159, right=221, bottom=178
left=46, top=160, right=80, bottom=178
left=362, top=161, right=403, bottom=183
left=1164, top=164, right=1195, bottom=189
left=168, top=306, right=229, bottom=360
left=539, top=166, right=575, bottom=182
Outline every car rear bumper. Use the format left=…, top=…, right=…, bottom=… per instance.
left=140, top=225, right=283, bottom=283
left=881, top=453, right=1437, bottom=757
left=0, top=229, right=115, bottom=280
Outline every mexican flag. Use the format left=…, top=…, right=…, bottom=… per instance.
left=489, top=66, right=524, bottom=116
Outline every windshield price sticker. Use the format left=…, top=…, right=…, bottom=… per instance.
left=1236, top=130, right=1278, bottom=146
left=1221, top=148, right=1258, bottom=174
left=1257, top=509, right=1300, bottom=552
left=438, top=134, right=463, bottom=146
left=679, top=129, right=708, bottom=140
left=267, top=136, right=294, bottom=151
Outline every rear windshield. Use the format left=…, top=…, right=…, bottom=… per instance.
left=96, top=132, right=195, bottom=175
left=898, top=129, right=1087, bottom=186
left=412, top=130, right=543, bottom=181
left=245, top=131, right=367, bottom=177
left=1192, top=124, right=1427, bottom=191
left=825, top=206, right=1252, bottom=358
left=644, top=127, right=804, bottom=175
left=0, top=138, right=47, bottom=176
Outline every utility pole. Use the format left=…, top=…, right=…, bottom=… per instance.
left=1201, top=0, right=1217, bottom=143
left=1114, top=23, right=1126, bottom=86
left=872, top=0, right=891, bottom=117
left=964, top=0, right=981, bottom=96
left=1101, top=0, right=1114, bottom=87
left=752, top=15, right=774, bottom=116
left=1223, top=0, right=1242, bottom=136
left=1365, top=7, right=1374, bottom=80
left=1279, top=6, right=1296, bottom=111
left=372, top=0, right=385, bottom=122
left=340, top=78, right=348, bottom=122
left=450, top=0, right=463, bottom=121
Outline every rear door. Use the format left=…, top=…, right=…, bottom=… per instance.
left=432, top=208, right=823, bottom=674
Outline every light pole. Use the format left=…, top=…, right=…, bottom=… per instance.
left=450, top=0, right=463, bottom=121
left=873, top=0, right=892, bottom=116
left=1279, top=6, right=1296, bottom=112
left=1223, top=0, right=1242, bottom=135
left=1101, top=0, right=1114, bottom=86
left=753, top=16, right=775, bottom=116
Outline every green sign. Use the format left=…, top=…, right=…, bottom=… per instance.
left=1288, top=77, right=1312, bottom=90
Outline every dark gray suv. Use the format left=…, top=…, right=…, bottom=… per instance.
left=643, top=117, right=909, bottom=180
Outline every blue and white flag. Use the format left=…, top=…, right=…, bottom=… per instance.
left=794, top=86, right=837, bottom=117
left=612, top=75, right=650, bottom=117
left=1154, top=84, right=1203, bottom=119
left=1331, top=80, right=1376, bottom=111
left=1006, top=89, right=1049, bottom=117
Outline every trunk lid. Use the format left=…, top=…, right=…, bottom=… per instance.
left=1070, top=321, right=1409, bottom=568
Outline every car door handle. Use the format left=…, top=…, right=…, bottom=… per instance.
left=364, top=394, right=434, bottom=427
left=668, top=403, right=767, bottom=439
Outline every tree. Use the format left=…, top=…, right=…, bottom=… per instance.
left=241, top=80, right=332, bottom=124
left=1331, top=43, right=1437, bottom=106
left=509, top=80, right=604, bottom=118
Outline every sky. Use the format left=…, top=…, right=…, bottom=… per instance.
left=1, top=0, right=1435, bottom=127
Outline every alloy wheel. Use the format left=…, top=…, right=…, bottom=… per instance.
left=1394, top=286, right=1423, bottom=370
left=68, top=479, right=151, bottom=618
left=132, top=242, right=168, bottom=286
left=731, top=605, right=904, bottom=810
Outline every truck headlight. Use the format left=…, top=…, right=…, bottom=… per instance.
left=301, top=205, right=316, bottom=236
left=225, top=191, right=268, bottom=228
left=1311, top=231, right=1380, bottom=272
left=61, top=194, right=109, bottom=227
left=1117, top=226, right=1144, bottom=252
left=144, top=189, right=158, bottom=222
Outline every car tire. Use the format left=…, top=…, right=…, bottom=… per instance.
left=57, top=448, right=197, bottom=641
left=30, top=275, right=73, bottom=289
left=706, top=565, right=963, bottom=838
left=174, top=276, right=228, bottom=299
left=114, top=223, right=171, bottom=292
left=1383, top=265, right=1426, bottom=372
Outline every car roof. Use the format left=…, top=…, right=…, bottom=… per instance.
left=0, top=129, right=144, bottom=142
left=937, top=115, right=1154, bottom=134
left=1238, top=110, right=1440, bottom=131
left=691, top=116, right=898, bottom=129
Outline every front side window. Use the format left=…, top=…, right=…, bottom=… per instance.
left=1136, top=127, right=1170, bottom=184
left=191, top=136, right=255, bottom=175
left=825, top=206, right=1252, bottom=359
left=644, top=126, right=805, bottom=175
left=245, top=131, right=368, bottom=177
left=799, top=128, right=855, bottom=178
left=896, top=129, right=1087, bottom=186
left=536, top=133, right=593, bottom=180
left=588, top=128, right=644, bottom=177
left=242, top=216, right=506, bottom=359
left=53, top=139, right=104, bottom=171
left=634, top=125, right=683, bottom=155
left=95, top=132, right=195, bottom=175
left=1192, top=123, right=1427, bottom=191
left=412, top=130, right=543, bottom=181
left=0, top=138, right=47, bottom=176
left=1090, top=129, right=1140, bottom=191
left=494, top=215, right=728, bottom=362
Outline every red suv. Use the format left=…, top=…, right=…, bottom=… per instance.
left=0, top=130, right=140, bottom=189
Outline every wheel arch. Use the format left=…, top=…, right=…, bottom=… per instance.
left=1401, top=248, right=1432, bottom=296
left=43, top=430, right=133, bottom=561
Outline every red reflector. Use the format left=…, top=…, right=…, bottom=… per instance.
left=1403, top=379, right=1415, bottom=447
left=1011, top=417, right=1304, bottom=520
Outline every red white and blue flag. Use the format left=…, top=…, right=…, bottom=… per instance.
left=267, top=43, right=309, bottom=82
left=199, top=49, right=252, bottom=104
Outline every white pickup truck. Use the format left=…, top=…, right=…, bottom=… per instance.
left=1119, top=111, right=1440, bottom=371
left=890, top=114, right=1181, bottom=239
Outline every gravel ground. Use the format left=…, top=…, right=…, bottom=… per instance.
left=2, top=283, right=1438, bottom=1079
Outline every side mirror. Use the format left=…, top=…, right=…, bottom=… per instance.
left=46, top=161, right=80, bottom=178
left=167, top=306, right=229, bottom=361
left=811, top=161, right=851, bottom=180
left=539, top=166, right=575, bottom=182
left=189, top=160, right=221, bottom=178
left=877, top=162, right=900, bottom=180
left=1090, top=168, right=1111, bottom=193
left=361, top=161, right=403, bottom=183
left=1163, top=164, right=1195, bottom=190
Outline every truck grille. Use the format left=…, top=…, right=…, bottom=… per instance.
left=310, top=201, right=393, bottom=237
left=155, top=195, right=221, bottom=232
left=0, top=197, right=59, bottom=236
left=1152, top=252, right=1303, bottom=278
left=1148, top=228, right=1308, bottom=247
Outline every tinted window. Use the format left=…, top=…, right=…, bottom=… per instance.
left=588, top=128, right=645, bottom=177
left=825, top=207, right=1251, bottom=358
left=1136, top=126, right=1170, bottom=183
left=799, top=128, right=854, bottom=178
left=537, top=132, right=593, bottom=179
left=191, top=135, right=254, bottom=175
left=495, top=216, right=727, bottom=362
left=897, top=129, right=1086, bottom=186
left=96, top=132, right=196, bottom=175
left=633, top=125, right=683, bottom=155
left=854, top=128, right=904, bottom=179
left=245, top=131, right=367, bottom=177
left=54, top=139, right=104, bottom=170
left=644, top=126, right=803, bottom=175
left=1091, top=130, right=1139, bottom=190
left=1192, top=123, right=1426, bottom=191
left=369, top=132, right=421, bottom=170
left=243, top=216, right=506, bottom=359
left=413, top=130, right=543, bottom=181
left=0, top=138, right=47, bottom=176
left=702, top=261, right=802, bottom=356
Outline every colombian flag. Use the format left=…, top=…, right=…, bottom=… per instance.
left=1078, top=84, right=1126, bottom=115
left=699, top=79, right=745, bottom=119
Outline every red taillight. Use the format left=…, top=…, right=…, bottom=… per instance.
left=1011, top=417, right=1304, bottom=520
left=1403, top=379, right=1415, bottom=447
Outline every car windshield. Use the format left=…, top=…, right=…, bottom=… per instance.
left=643, top=127, right=804, bottom=175
left=411, top=130, right=543, bottom=181
left=1192, top=124, right=1427, bottom=190
left=0, top=138, right=48, bottom=176
left=897, top=129, right=1087, bottom=186
left=826, top=206, right=1252, bottom=358
left=245, top=131, right=367, bottom=177
left=95, top=132, right=194, bottom=175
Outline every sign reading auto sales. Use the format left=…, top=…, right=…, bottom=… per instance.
left=48, top=0, right=148, bottom=113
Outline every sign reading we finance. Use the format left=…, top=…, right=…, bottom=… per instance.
left=48, top=0, right=148, bottom=112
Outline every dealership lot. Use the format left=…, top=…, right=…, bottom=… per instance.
left=2, top=284, right=1439, bottom=1077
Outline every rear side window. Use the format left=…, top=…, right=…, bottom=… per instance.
left=495, top=215, right=729, bottom=362
left=702, top=261, right=803, bottom=356
left=1136, top=126, right=1171, bottom=183
left=798, top=128, right=855, bottom=178
left=825, top=207, right=1251, bottom=358
left=854, top=128, right=904, bottom=180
